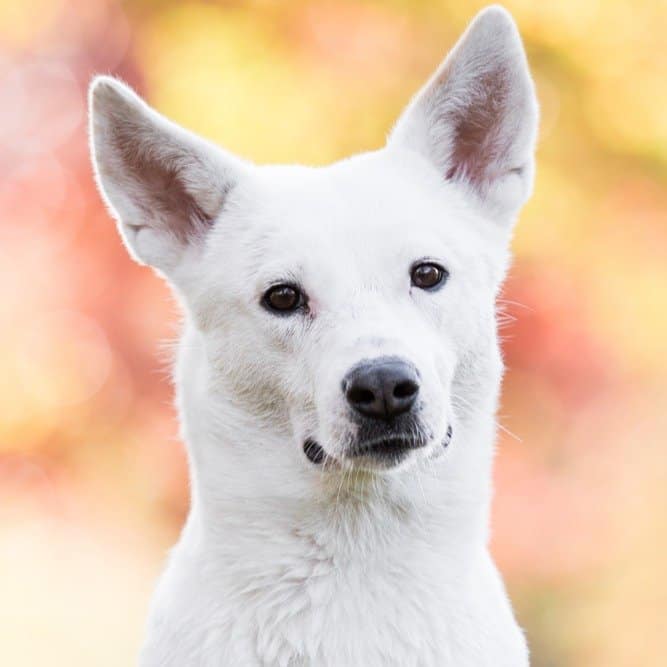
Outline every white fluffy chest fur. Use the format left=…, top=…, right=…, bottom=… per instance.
left=140, top=495, right=527, bottom=667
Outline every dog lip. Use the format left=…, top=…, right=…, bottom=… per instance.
left=347, top=436, right=427, bottom=459
left=303, top=438, right=327, bottom=465
left=442, top=424, right=453, bottom=448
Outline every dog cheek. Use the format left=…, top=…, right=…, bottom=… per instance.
left=411, top=342, right=455, bottom=437
left=419, top=376, right=451, bottom=442
left=205, top=330, right=292, bottom=421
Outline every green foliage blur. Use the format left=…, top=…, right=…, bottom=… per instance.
left=0, top=1, right=665, bottom=665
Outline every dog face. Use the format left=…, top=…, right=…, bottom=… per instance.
left=90, top=7, right=537, bottom=479
left=187, top=156, right=505, bottom=473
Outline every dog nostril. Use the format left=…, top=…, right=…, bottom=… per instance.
left=393, top=380, right=418, bottom=399
left=347, top=387, right=375, bottom=405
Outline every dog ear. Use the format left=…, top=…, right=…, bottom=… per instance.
left=389, top=6, right=538, bottom=221
left=89, top=76, right=244, bottom=273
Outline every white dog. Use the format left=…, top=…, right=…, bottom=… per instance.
left=89, top=5, right=538, bottom=665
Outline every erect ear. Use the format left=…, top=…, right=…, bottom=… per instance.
left=89, top=76, right=245, bottom=273
left=388, top=6, right=538, bottom=220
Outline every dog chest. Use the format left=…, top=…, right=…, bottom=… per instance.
left=142, top=515, right=526, bottom=667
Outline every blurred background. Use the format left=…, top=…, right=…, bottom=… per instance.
left=1, top=0, right=666, bottom=665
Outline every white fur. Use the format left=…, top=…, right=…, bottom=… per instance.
left=89, top=6, right=538, bottom=666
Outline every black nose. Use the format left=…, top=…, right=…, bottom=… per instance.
left=343, top=357, right=420, bottom=421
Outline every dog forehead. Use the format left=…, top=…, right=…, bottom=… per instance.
left=245, top=150, right=475, bottom=253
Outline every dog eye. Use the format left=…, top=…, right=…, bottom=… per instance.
left=410, top=262, right=448, bottom=290
left=262, top=284, right=305, bottom=314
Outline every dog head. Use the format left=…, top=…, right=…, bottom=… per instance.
left=90, top=7, right=537, bottom=485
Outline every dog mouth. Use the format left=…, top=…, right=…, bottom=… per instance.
left=303, top=438, right=327, bottom=465
left=303, top=425, right=452, bottom=467
left=347, top=436, right=426, bottom=461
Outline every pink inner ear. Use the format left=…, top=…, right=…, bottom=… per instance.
left=442, top=68, right=513, bottom=188
left=113, top=125, right=213, bottom=244
left=131, top=161, right=212, bottom=244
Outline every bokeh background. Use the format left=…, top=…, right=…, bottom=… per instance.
left=1, top=0, right=666, bottom=665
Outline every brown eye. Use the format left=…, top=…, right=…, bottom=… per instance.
left=411, top=262, right=448, bottom=290
left=263, top=284, right=305, bottom=314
